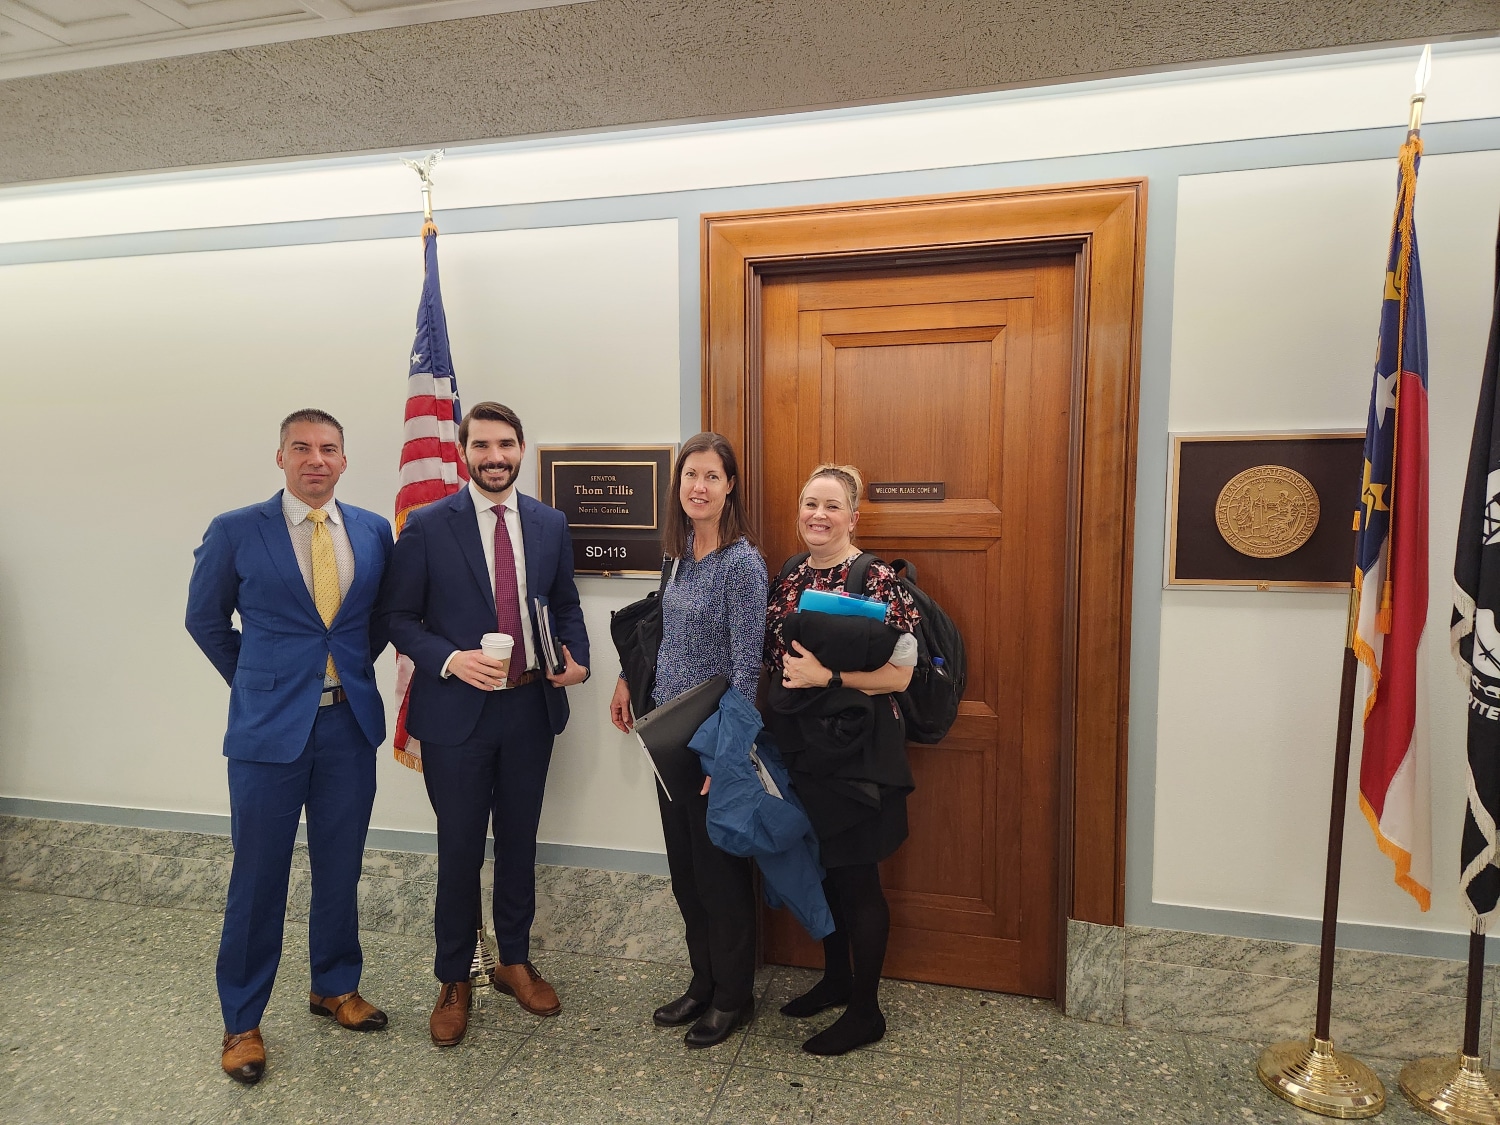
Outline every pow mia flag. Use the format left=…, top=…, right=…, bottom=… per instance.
left=1452, top=218, right=1500, bottom=930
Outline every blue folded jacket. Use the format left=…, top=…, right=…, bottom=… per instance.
left=689, top=688, right=834, bottom=941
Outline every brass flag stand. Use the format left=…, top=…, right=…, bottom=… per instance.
left=1256, top=561, right=1386, bottom=1118
left=1399, top=931, right=1500, bottom=1124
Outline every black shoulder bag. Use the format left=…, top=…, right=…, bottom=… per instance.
left=609, top=555, right=675, bottom=718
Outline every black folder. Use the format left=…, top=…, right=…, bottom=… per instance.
left=530, top=596, right=567, bottom=676
left=632, top=675, right=729, bottom=800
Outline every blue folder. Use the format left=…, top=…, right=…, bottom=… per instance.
left=797, top=588, right=888, bottom=621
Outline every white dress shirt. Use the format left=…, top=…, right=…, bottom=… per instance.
left=441, top=480, right=537, bottom=676
left=281, top=491, right=354, bottom=686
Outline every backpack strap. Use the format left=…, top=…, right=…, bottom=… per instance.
left=888, top=558, right=917, bottom=584
left=844, top=550, right=877, bottom=595
left=658, top=555, right=674, bottom=595
left=777, top=552, right=811, bottom=584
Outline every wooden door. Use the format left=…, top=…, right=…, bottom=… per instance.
left=758, top=257, right=1074, bottom=997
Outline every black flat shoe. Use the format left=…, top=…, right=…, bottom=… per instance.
left=652, top=993, right=709, bottom=1027
left=684, top=1002, right=751, bottom=1048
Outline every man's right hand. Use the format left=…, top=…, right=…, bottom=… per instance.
left=448, top=650, right=511, bottom=691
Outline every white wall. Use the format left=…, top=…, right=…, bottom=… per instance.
left=1157, top=151, right=1500, bottom=934
left=0, top=220, right=680, bottom=853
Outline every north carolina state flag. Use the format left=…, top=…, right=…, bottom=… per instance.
left=1354, top=132, right=1432, bottom=911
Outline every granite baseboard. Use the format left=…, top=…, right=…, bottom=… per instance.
left=1066, top=915, right=1493, bottom=1061
left=0, top=814, right=687, bottom=967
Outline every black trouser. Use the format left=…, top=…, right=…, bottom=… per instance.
left=654, top=742, right=756, bottom=1011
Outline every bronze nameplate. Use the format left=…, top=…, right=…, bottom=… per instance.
left=869, top=482, right=945, bottom=501
left=538, top=444, right=676, bottom=576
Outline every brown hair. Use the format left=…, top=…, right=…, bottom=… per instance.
left=459, top=401, right=525, bottom=449
left=662, top=432, right=755, bottom=559
left=801, top=463, right=864, bottom=511
left=279, top=408, right=344, bottom=449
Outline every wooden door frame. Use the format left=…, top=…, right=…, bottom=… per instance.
left=701, top=181, right=1146, bottom=989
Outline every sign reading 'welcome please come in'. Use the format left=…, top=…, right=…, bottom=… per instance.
left=538, top=445, right=676, bottom=576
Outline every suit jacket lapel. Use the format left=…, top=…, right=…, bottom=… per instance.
left=334, top=504, right=374, bottom=623
left=258, top=493, right=321, bottom=625
left=447, top=489, right=497, bottom=618
left=519, top=493, right=547, bottom=602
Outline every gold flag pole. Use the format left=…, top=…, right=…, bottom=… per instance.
left=398, top=146, right=501, bottom=992
left=1394, top=44, right=1500, bottom=1124
left=1256, top=524, right=1385, bottom=1118
left=1257, top=44, right=1435, bottom=1118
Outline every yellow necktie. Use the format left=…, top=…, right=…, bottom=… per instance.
left=307, top=509, right=341, bottom=681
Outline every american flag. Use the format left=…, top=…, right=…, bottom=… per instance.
left=393, top=221, right=468, bottom=771
left=1354, top=130, right=1432, bottom=911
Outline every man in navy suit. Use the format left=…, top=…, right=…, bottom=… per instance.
left=186, top=409, right=394, bottom=1085
left=379, top=401, right=589, bottom=1047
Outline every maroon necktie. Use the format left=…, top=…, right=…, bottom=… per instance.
left=492, top=505, right=526, bottom=684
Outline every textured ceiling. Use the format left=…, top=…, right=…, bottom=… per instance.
left=1, top=0, right=1497, bottom=186
left=0, top=0, right=591, bottom=78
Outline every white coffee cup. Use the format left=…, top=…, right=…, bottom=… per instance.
left=480, top=632, right=514, bottom=688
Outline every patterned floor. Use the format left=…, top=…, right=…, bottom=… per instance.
left=0, top=887, right=1437, bottom=1123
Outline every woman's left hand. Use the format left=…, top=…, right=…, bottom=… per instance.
left=781, top=640, right=835, bottom=690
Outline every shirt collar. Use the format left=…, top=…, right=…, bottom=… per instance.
left=468, top=479, right=518, bottom=517
left=282, top=490, right=342, bottom=526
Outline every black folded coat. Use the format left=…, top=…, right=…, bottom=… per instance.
left=767, top=611, right=913, bottom=844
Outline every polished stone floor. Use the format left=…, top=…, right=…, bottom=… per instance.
left=0, top=887, right=1440, bottom=1124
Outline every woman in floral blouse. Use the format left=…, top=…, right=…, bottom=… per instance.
left=763, top=463, right=919, bottom=1056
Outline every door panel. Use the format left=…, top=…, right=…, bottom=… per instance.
left=759, top=257, right=1074, bottom=997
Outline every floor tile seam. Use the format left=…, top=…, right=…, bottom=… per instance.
left=447, top=1042, right=522, bottom=1125
left=702, top=1006, right=759, bottom=1120
left=730, top=1054, right=962, bottom=1094
left=745, top=1026, right=976, bottom=1069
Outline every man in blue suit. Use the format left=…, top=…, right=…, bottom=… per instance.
left=379, top=401, right=589, bottom=1047
left=186, top=409, right=394, bottom=1085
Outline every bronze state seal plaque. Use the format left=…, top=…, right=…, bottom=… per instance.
left=1214, top=464, right=1321, bottom=559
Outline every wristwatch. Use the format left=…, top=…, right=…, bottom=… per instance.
left=827, top=671, right=843, bottom=690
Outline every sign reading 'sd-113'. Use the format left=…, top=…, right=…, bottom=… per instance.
left=537, top=445, right=676, bottom=576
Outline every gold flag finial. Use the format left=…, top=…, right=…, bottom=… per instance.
left=1408, top=45, right=1432, bottom=134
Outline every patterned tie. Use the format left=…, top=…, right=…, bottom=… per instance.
left=307, top=509, right=341, bottom=682
left=492, top=504, right=526, bottom=684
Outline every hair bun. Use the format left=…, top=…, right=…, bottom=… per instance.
left=805, top=463, right=864, bottom=508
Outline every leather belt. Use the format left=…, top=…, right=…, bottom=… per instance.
left=507, top=670, right=540, bottom=689
left=318, top=686, right=347, bottom=707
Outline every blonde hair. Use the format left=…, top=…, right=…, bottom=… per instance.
left=801, top=463, right=864, bottom=511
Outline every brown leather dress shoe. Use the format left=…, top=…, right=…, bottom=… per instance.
left=221, top=1028, right=265, bottom=1084
left=490, top=961, right=561, bottom=1016
left=308, top=990, right=389, bottom=1031
left=429, top=980, right=471, bottom=1047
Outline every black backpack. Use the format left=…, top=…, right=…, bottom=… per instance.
left=777, top=551, right=966, bottom=744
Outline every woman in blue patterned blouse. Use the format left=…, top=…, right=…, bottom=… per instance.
left=608, top=432, right=767, bottom=1048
